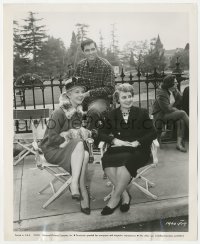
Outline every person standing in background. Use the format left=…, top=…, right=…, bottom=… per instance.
left=74, top=38, right=115, bottom=134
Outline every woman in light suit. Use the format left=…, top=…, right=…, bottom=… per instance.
left=41, top=77, right=91, bottom=215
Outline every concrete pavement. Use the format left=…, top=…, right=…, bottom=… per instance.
left=13, top=143, right=189, bottom=231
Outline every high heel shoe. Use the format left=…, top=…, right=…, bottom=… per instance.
left=101, top=199, right=122, bottom=216
left=80, top=202, right=91, bottom=215
left=69, top=186, right=81, bottom=201
left=176, top=145, right=187, bottom=153
left=120, top=193, right=131, bottom=213
left=80, top=189, right=90, bottom=215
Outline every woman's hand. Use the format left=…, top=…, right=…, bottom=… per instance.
left=59, top=140, right=69, bottom=148
left=83, top=91, right=90, bottom=98
left=112, top=138, right=132, bottom=147
left=79, top=127, right=91, bottom=140
left=60, top=131, right=70, bottom=140
left=130, top=140, right=140, bottom=147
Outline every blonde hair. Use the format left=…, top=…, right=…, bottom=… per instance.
left=58, top=92, right=85, bottom=119
left=113, top=83, right=134, bottom=103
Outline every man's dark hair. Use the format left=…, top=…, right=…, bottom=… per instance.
left=81, top=39, right=97, bottom=51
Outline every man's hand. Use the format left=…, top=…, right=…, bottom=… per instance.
left=59, top=140, right=69, bottom=148
left=130, top=141, right=140, bottom=147
left=83, top=91, right=90, bottom=98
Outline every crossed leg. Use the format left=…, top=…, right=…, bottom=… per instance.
left=70, top=141, right=85, bottom=196
left=79, top=151, right=90, bottom=208
left=104, top=166, right=131, bottom=208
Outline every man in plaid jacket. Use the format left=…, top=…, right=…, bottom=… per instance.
left=75, top=38, right=115, bottom=134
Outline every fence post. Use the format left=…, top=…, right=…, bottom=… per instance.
left=21, top=80, right=26, bottom=109
left=153, top=68, right=158, bottom=99
left=13, top=85, right=17, bottom=109
left=137, top=68, right=141, bottom=107
left=172, top=57, right=183, bottom=91
left=59, top=74, right=64, bottom=94
left=129, top=72, right=134, bottom=85
left=41, top=84, right=45, bottom=108
left=31, top=75, right=36, bottom=109
left=50, top=76, right=55, bottom=110
left=145, top=72, right=149, bottom=113
left=120, top=67, right=125, bottom=84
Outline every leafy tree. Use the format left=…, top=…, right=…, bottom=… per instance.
left=13, top=20, right=31, bottom=77
left=129, top=51, right=135, bottom=67
left=143, top=35, right=167, bottom=73
left=13, top=54, right=31, bottom=79
left=66, top=23, right=90, bottom=68
left=169, top=48, right=189, bottom=70
left=105, top=48, right=120, bottom=66
left=76, top=23, right=89, bottom=43
left=122, top=40, right=149, bottom=72
left=19, top=12, right=47, bottom=72
left=65, top=31, right=85, bottom=69
left=98, top=31, right=105, bottom=57
left=38, top=36, right=67, bottom=76
left=109, top=23, right=120, bottom=64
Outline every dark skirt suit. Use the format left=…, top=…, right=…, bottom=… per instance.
left=40, top=107, right=87, bottom=174
left=98, top=106, right=157, bottom=177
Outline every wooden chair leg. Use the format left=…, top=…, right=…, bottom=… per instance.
left=38, top=178, right=58, bottom=194
left=43, top=177, right=72, bottom=209
left=132, top=182, right=158, bottom=200
left=139, top=176, right=155, bottom=187
left=14, top=150, right=30, bottom=165
left=16, top=142, right=36, bottom=155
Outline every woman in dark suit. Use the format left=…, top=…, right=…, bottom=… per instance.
left=98, top=83, right=157, bottom=215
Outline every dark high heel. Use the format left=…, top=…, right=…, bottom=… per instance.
left=101, top=199, right=122, bottom=216
left=176, top=145, right=187, bottom=152
left=120, top=193, right=131, bottom=213
left=69, top=186, right=81, bottom=201
left=80, top=189, right=90, bottom=215
left=80, top=202, right=91, bottom=215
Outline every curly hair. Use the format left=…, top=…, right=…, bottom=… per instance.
left=113, top=83, right=134, bottom=103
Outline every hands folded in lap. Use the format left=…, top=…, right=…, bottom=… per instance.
left=112, top=138, right=140, bottom=148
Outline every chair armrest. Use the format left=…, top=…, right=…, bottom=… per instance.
left=98, top=141, right=108, bottom=157
left=32, top=141, right=43, bottom=168
left=152, top=139, right=160, bottom=148
left=151, top=139, right=159, bottom=165
left=32, top=141, right=39, bottom=151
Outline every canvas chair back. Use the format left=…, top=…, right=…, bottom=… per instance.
left=13, top=109, right=51, bottom=165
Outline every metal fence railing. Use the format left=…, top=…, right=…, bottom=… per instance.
left=13, top=67, right=189, bottom=114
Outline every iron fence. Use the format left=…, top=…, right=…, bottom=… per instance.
left=13, top=67, right=189, bottom=115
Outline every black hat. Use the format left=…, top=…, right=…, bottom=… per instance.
left=65, top=76, right=89, bottom=91
left=161, top=75, right=176, bottom=89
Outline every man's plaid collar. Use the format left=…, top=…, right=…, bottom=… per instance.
left=83, top=56, right=101, bottom=68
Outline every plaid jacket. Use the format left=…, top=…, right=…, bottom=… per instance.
left=75, top=56, right=115, bottom=109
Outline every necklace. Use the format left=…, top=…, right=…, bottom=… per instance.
left=121, top=108, right=130, bottom=117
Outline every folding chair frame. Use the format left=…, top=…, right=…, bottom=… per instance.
left=31, top=113, right=72, bottom=209
left=99, top=139, right=159, bottom=202
left=13, top=109, right=50, bottom=166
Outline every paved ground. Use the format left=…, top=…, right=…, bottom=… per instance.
left=95, top=216, right=188, bottom=232
left=13, top=142, right=189, bottom=232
